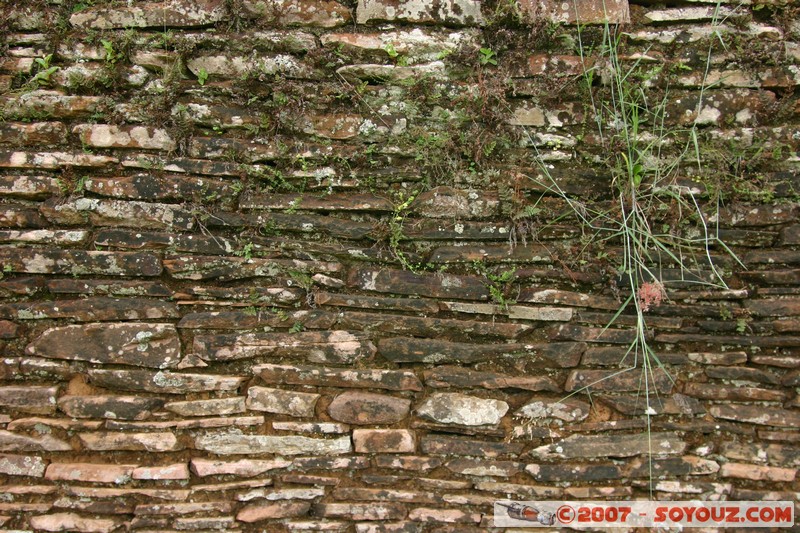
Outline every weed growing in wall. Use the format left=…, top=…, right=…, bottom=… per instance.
left=520, top=5, right=744, bottom=494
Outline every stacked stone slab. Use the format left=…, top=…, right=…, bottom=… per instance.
left=0, top=0, right=799, bottom=531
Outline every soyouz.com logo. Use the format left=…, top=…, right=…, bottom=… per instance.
left=494, top=501, right=795, bottom=528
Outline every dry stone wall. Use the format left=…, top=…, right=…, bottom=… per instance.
left=0, top=0, right=799, bottom=531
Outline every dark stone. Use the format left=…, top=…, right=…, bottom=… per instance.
left=0, top=297, right=179, bottom=322
left=565, top=368, right=674, bottom=393
left=419, top=435, right=523, bottom=458
left=530, top=432, right=686, bottom=459
left=378, top=337, right=525, bottom=364
left=178, top=309, right=337, bottom=330
left=26, top=323, right=181, bottom=369
left=194, top=330, right=376, bottom=363
left=58, top=395, right=165, bottom=420
left=0, top=386, right=58, bottom=414
left=164, top=255, right=342, bottom=281
left=526, top=462, right=622, bottom=482
left=0, top=248, right=162, bottom=277
left=337, top=311, right=532, bottom=340
left=348, top=269, right=490, bottom=300
left=256, top=363, right=423, bottom=391
left=327, top=391, right=411, bottom=425
left=710, top=404, right=800, bottom=427
left=241, top=191, right=393, bottom=211
left=423, top=366, right=559, bottom=392
left=315, top=291, right=440, bottom=313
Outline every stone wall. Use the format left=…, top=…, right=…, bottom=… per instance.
left=1, top=0, right=799, bottom=531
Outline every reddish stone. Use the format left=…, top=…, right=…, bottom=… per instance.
left=237, top=501, right=311, bottom=522
left=353, top=429, right=416, bottom=453
left=328, top=391, right=411, bottom=425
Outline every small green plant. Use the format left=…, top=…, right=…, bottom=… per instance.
left=473, top=261, right=516, bottom=309
left=383, top=42, right=409, bottom=66
left=30, top=55, right=59, bottom=86
left=235, top=242, right=254, bottom=261
left=388, top=190, right=419, bottom=271
left=197, top=67, right=208, bottom=86
left=289, top=322, right=305, bottom=334
left=478, top=47, right=498, bottom=66
left=100, top=39, right=124, bottom=64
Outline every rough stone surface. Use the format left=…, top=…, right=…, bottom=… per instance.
left=1, top=0, right=798, bottom=528
left=194, top=432, right=352, bottom=455
left=246, top=386, right=320, bottom=417
left=26, top=323, right=181, bottom=369
left=328, top=392, right=411, bottom=425
left=353, top=429, right=416, bottom=453
left=416, top=393, right=508, bottom=426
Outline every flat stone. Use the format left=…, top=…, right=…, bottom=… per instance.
left=747, top=298, right=800, bottom=316
left=519, top=0, right=629, bottom=24
left=45, top=463, right=136, bottom=484
left=565, top=368, right=674, bottom=394
left=41, top=197, right=195, bottom=231
left=645, top=6, right=735, bottom=23
left=86, top=175, right=236, bottom=203
left=353, top=429, right=416, bottom=453
left=0, top=150, right=117, bottom=169
left=1, top=91, right=105, bottom=120
left=242, top=191, right=393, bottom=211
left=328, top=391, right=411, bottom=425
left=720, top=462, right=796, bottom=482
left=0, top=297, right=179, bottom=322
left=357, top=0, right=484, bottom=25
left=273, top=421, right=350, bottom=434
left=0, top=122, right=67, bottom=146
left=255, top=363, right=423, bottom=391
left=164, top=254, right=342, bottom=281
left=0, top=204, right=48, bottom=228
left=337, top=311, right=531, bottom=340
left=0, top=386, right=58, bottom=414
left=530, top=432, right=686, bottom=459
left=420, top=435, right=523, bottom=458
left=0, top=454, right=47, bottom=477
left=238, top=501, right=312, bottom=522
left=58, top=395, right=165, bottom=420
left=315, top=292, right=439, bottom=314
left=423, top=366, right=559, bottom=392
left=104, top=415, right=261, bottom=431
left=73, top=124, right=176, bottom=151
left=710, top=405, right=800, bottom=427
left=687, top=351, right=748, bottom=365
left=446, top=458, right=522, bottom=477
left=239, top=487, right=325, bottom=502
left=705, top=365, right=780, bottom=385
left=246, top=386, right=320, bottom=417
left=0, top=248, right=162, bottom=277
left=65, top=486, right=190, bottom=501
left=334, top=487, right=437, bottom=504
left=242, top=0, right=352, bottom=27
left=348, top=269, right=490, bottom=300
left=313, top=502, right=407, bottom=521
left=194, top=330, right=374, bottom=364
left=0, top=431, right=71, bottom=452
left=70, top=0, right=226, bottom=28
left=508, top=305, right=573, bottom=321
left=88, top=369, right=246, bottom=394
left=29, top=513, right=120, bottom=533
left=190, top=458, right=292, bottom=477
left=26, top=323, right=181, bottom=369
left=78, top=432, right=182, bottom=452
left=46, top=279, right=171, bottom=298
left=186, top=54, right=316, bottom=80
left=378, top=337, right=524, bottom=364
left=194, top=432, right=352, bottom=455
left=164, top=397, right=246, bottom=417
left=133, top=501, right=233, bottom=515
left=685, top=383, right=789, bottom=402
left=374, top=456, right=443, bottom=472
left=132, top=463, right=189, bottom=480
left=526, top=462, right=622, bottom=482
left=416, top=393, right=508, bottom=426
left=178, top=309, right=335, bottom=330
left=408, top=508, right=481, bottom=523
left=515, top=397, right=590, bottom=422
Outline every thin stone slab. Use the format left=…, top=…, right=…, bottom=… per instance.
left=194, top=432, right=352, bottom=455
left=0, top=454, right=47, bottom=477
left=26, top=323, right=181, bottom=369
left=246, top=386, right=320, bottom=418
left=255, top=363, right=423, bottom=391
left=0, top=297, right=179, bottom=321
left=328, top=391, right=411, bottom=425
left=530, top=432, right=686, bottom=459
left=88, top=369, right=246, bottom=394
left=0, top=248, right=162, bottom=277
left=78, top=432, right=182, bottom=452
left=58, top=395, right=165, bottom=421
left=416, top=393, right=508, bottom=427
left=194, top=331, right=376, bottom=364
left=0, top=386, right=58, bottom=414
left=0, top=431, right=71, bottom=452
